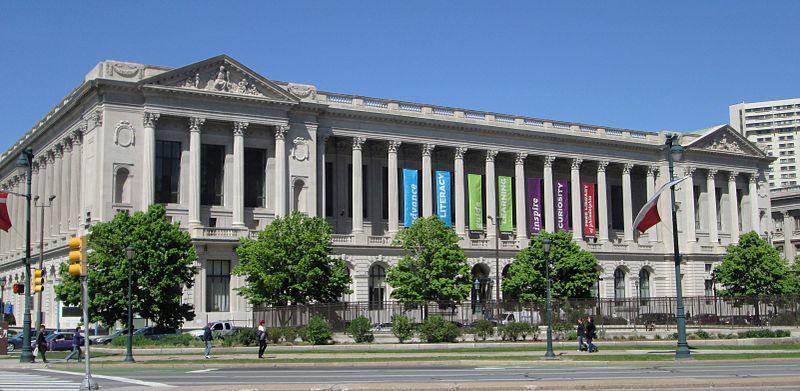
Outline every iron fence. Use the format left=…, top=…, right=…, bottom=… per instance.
left=252, top=295, right=800, bottom=332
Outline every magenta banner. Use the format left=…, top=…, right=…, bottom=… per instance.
left=555, top=179, right=571, bottom=231
left=527, top=178, right=543, bottom=235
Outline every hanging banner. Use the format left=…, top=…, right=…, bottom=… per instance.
left=527, top=178, right=543, bottom=235
left=582, top=182, right=596, bottom=236
left=468, top=174, right=483, bottom=231
left=403, top=169, right=419, bottom=227
left=498, top=176, right=513, bottom=232
left=555, top=179, right=571, bottom=231
left=435, top=171, right=452, bottom=227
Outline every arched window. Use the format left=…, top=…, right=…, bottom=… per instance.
left=639, top=269, right=651, bottom=304
left=114, top=166, right=131, bottom=204
left=368, top=264, right=386, bottom=310
left=614, top=268, right=626, bottom=301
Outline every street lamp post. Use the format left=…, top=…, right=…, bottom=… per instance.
left=34, top=195, right=55, bottom=332
left=666, top=134, right=691, bottom=359
left=17, top=147, right=34, bottom=363
left=542, top=237, right=556, bottom=359
left=487, top=216, right=502, bottom=319
left=124, top=244, right=135, bottom=363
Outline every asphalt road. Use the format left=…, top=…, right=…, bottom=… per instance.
left=3, top=361, right=800, bottom=390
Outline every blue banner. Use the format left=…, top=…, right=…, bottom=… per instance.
left=435, top=171, right=452, bottom=227
left=403, top=169, right=419, bottom=227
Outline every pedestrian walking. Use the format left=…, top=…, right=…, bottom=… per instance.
left=202, top=324, right=213, bottom=359
left=257, top=320, right=268, bottom=359
left=576, top=318, right=586, bottom=351
left=586, top=316, right=598, bottom=353
left=65, top=326, right=83, bottom=362
left=36, top=324, right=49, bottom=363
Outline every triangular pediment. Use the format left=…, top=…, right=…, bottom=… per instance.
left=140, top=55, right=299, bottom=103
left=684, top=124, right=768, bottom=159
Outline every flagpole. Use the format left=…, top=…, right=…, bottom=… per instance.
left=666, top=134, right=691, bottom=359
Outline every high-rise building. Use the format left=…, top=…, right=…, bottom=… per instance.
left=730, top=98, right=800, bottom=189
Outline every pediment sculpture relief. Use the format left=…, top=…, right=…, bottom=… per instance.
left=175, top=64, right=266, bottom=98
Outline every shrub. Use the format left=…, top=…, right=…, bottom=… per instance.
left=503, top=322, right=527, bottom=342
left=346, top=316, right=374, bottom=343
left=552, top=322, right=571, bottom=340
left=738, top=329, right=791, bottom=339
left=111, top=335, right=155, bottom=347
left=282, top=327, right=299, bottom=343
left=266, top=327, right=282, bottom=344
left=234, top=327, right=259, bottom=347
left=472, top=320, right=495, bottom=341
left=391, top=315, right=415, bottom=344
left=694, top=329, right=711, bottom=339
left=417, top=316, right=461, bottom=343
left=302, top=316, right=332, bottom=345
left=497, top=324, right=509, bottom=341
left=160, top=333, right=202, bottom=347
left=529, top=324, right=540, bottom=341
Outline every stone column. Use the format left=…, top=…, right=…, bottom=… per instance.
left=728, top=171, right=740, bottom=243
left=454, top=147, right=467, bottom=236
left=60, top=140, right=72, bottom=233
left=317, top=133, right=330, bottom=218
left=69, top=129, right=82, bottom=231
left=37, top=157, right=46, bottom=238
left=597, top=161, right=609, bottom=243
left=232, top=122, right=248, bottom=228
left=485, top=150, right=498, bottom=239
left=52, top=145, right=63, bottom=237
left=188, top=117, right=205, bottom=228
left=274, top=125, right=288, bottom=217
left=749, top=173, right=760, bottom=233
left=351, top=137, right=365, bottom=234
left=387, top=141, right=401, bottom=235
left=622, top=163, right=634, bottom=242
left=544, top=156, right=555, bottom=232
left=422, top=143, right=435, bottom=217
left=43, top=151, right=54, bottom=239
left=707, top=169, right=719, bottom=244
left=645, top=165, right=657, bottom=242
left=571, top=158, right=583, bottom=240
left=141, top=112, right=159, bottom=210
left=514, top=153, right=527, bottom=239
left=784, top=211, right=794, bottom=260
left=30, top=163, right=39, bottom=247
left=14, top=178, right=22, bottom=250
left=681, top=166, right=696, bottom=243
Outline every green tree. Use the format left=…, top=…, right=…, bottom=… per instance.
left=234, top=211, right=351, bottom=306
left=715, top=231, right=792, bottom=296
left=386, top=216, right=471, bottom=305
left=55, top=204, right=197, bottom=329
left=502, top=231, right=599, bottom=302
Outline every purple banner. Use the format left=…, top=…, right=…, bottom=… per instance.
left=555, top=179, right=571, bottom=231
left=527, top=178, right=543, bottom=235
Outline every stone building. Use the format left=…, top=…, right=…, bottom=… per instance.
left=0, top=55, right=773, bottom=328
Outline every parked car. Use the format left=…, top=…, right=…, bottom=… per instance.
left=7, top=334, right=23, bottom=352
left=636, top=312, right=675, bottom=325
left=186, top=321, right=239, bottom=339
left=90, top=328, right=131, bottom=345
left=133, top=326, right=179, bottom=340
left=46, top=331, right=80, bottom=351
left=689, top=313, right=720, bottom=325
left=500, top=311, right=542, bottom=325
left=370, top=322, right=393, bottom=332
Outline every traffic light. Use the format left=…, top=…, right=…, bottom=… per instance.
left=13, top=283, right=24, bottom=294
left=32, top=269, right=44, bottom=293
left=68, top=236, right=87, bottom=277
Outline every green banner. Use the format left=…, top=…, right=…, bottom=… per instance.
left=468, top=174, right=483, bottom=231
left=498, top=176, right=513, bottom=232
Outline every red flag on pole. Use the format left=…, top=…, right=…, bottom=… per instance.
left=633, top=176, right=690, bottom=234
left=0, top=192, right=12, bottom=232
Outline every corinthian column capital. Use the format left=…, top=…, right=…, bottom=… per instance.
left=188, top=117, right=205, bottom=132
left=143, top=112, right=160, bottom=128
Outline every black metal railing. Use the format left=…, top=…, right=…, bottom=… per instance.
left=252, top=295, right=800, bottom=332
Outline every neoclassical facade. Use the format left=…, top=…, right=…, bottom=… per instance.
left=0, top=56, right=773, bottom=328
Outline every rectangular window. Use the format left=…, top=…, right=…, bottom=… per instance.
left=363, top=165, right=368, bottom=219
left=347, top=164, right=352, bottom=218
left=694, top=185, right=701, bottom=230
left=704, top=279, right=714, bottom=297
left=705, top=263, right=712, bottom=273
left=201, top=144, right=226, bottom=206
left=610, top=185, right=624, bottom=230
left=325, top=162, right=333, bottom=217
left=716, top=187, right=722, bottom=231
left=244, top=148, right=267, bottom=208
left=155, top=141, right=181, bottom=204
left=205, top=260, right=230, bottom=312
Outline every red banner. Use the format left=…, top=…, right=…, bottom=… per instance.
left=582, top=183, right=596, bottom=237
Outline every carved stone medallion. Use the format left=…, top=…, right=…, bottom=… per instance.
left=292, top=137, right=309, bottom=161
left=114, top=120, right=135, bottom=148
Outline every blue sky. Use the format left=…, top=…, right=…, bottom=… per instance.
left=1, top=1, right=798, bottom=153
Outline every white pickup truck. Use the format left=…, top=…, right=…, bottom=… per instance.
left=186, top=321, right=239, bottom=339
left=500, top=311, right=542, bottom=325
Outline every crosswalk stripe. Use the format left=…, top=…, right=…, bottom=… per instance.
left=0, top=370, right=80, bottom=391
